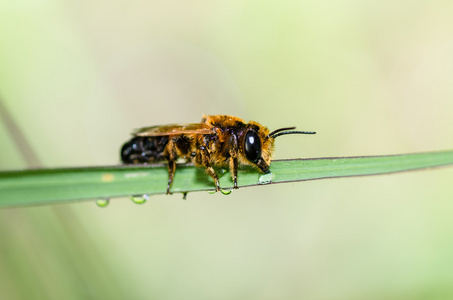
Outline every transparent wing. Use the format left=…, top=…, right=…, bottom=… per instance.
left=133, top=123, right=213, bottom=137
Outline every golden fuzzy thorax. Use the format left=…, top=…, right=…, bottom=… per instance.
left=200, top=115, right=275, bottom=171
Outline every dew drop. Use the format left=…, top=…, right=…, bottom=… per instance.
left=130, top=194, right=149, bottom=204
left=96, top=198, right=110, bottom=207
left=220, top=189, right=232, bottom=195
left=207, top=189, right=233, bottom=195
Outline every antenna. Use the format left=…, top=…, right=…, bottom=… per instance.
left=268, top=127, right=316, bottom=139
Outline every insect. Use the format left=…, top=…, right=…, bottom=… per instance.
left=121, top=115, right=315, bottom=194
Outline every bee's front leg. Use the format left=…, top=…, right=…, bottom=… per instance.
left=228, top=134, right=239, bottom=189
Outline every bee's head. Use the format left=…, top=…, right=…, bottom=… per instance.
left=239, top=122, right=316, bottom=173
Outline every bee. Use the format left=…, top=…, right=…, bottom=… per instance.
left=121, top=115, right=315, bottom=194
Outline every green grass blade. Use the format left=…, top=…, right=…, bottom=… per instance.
left=0, top=149, right=452, bottom=207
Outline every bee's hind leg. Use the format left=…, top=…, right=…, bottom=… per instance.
left=166, top=159, right=176, bottom=194
left=164, top=139, right=178, bottom=195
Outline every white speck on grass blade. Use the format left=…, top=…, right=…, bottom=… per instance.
left=258, top=172, right=274, bottom=185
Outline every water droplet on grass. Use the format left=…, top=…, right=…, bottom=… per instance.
left=220, top=189, right=232, bottom=195
left=131, top=194, right=148, bottom=204
left=96, top=198, right=110, bottom=207
left=207, top=189, right=233, bottom=195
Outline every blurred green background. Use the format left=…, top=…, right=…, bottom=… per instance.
left=1, top=0, right=453, bottom=299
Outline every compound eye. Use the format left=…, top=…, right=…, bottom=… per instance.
left=244, top=130, right=261, bottom=163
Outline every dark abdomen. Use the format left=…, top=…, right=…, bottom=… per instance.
left=121, top=136, right=169, bottom=164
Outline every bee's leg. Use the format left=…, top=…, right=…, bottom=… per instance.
left=199, top=146, right=221, bottom=192
left=167, top=159, right=176, bottom=195
left=165, top=139, right=178, bottom=195
left=228, top=134, right=239, bottom=189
